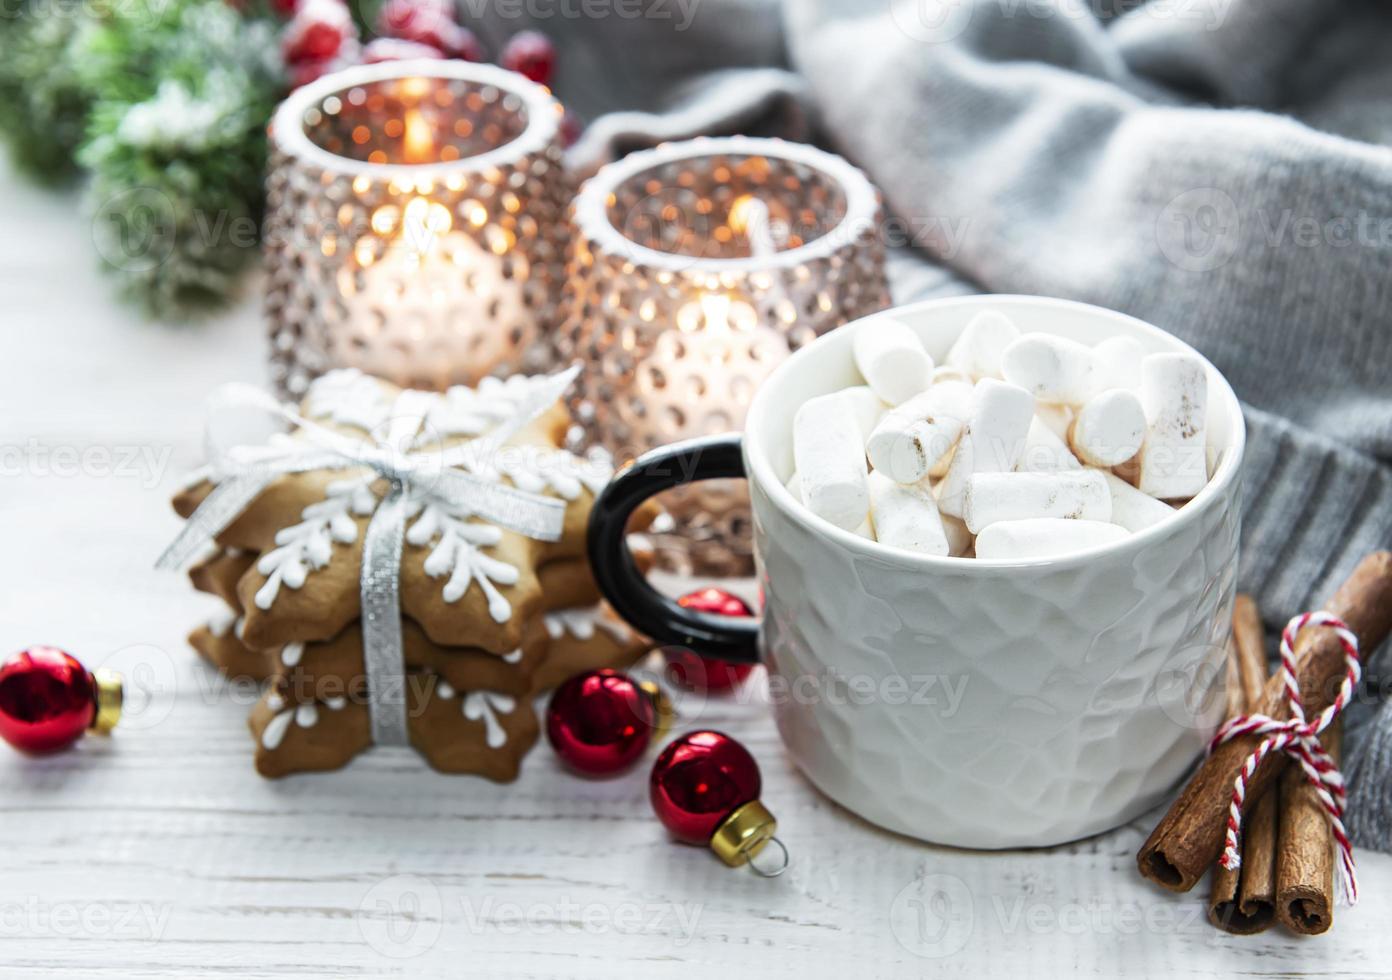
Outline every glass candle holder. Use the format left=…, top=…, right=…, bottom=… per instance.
left=264, top=60, right=572, bottom=397
left=560, top=136, right=890, bottom=575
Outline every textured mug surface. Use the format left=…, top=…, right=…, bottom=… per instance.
left=743, top=295, right=1244, bottom=848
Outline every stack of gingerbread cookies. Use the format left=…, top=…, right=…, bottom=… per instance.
left=171, top=368, right=654, bottom=779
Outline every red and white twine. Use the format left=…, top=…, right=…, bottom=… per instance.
left=1208, top=611, right=1362, bottom=905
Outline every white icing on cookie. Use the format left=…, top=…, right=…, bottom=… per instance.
left=502, top=648, right=522, bottom=665
left=407, top=495, right=516, bottom=622
left=206, top=608, right=237, bottom=638
left=482, top=445, right=613, bottom=501
left=280, top=642, right=304, bottom=668
left=245, top=371, right=621, bottom=619
left=260, top=709, right=294, bottom=750
left=463, top=691, right=515, bottom=749
left=544, top=606, right=633, bottom=645
left=253, top=474, right=378, bottom=609
left=260, top=695, right=344, bottom=751
left=305, top=369, right=395, bottom=432
left=421, top=373, right=575, bottom=441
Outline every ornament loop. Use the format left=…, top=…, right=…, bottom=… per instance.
left=746, top=836, right=789, bottom=879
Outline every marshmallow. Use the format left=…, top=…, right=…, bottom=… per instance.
left=1137, top=352, right=1209, bottom=499
left=945, top=310, right=1020, bottom=380
left=1001, top=334, right=1095, bottom=405
left=932, top=365, right=972, bottom=387
left=1033, top=402, right=1073, bottom=440
left=1091, top=336, right=1145, bottom=393
left=865, top=380, right=972, bottom=484
left=936, top=378, right=1034, bottom=518
left=1102, top=471, right=1175, bottom=533
left=941, top=513, right=974, bottom=558
left=961, top=470, right=1111, bottom=534
left=931, top=481, right=975, bottom=557
left=841, top=385, right=889, bottom=442
left=974, top=518, right=1130, bottom=560
left=1017, top=416, right=1082, bottom=473
left=793, top=392, right=869, bottom=530
left=853, top=318, right=933, bottom=406
left=1069, top=388, right=1145, bottom=468
left=867, top=472, right=949, bottom=556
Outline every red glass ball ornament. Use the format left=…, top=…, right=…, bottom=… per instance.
left=0, top=648, right=108, bottom=754
left=665, top=588, right=757, bottom=692
left=546, top=670, right=668, bottom=776
left=500, top=30, right=556, bottom=87
left=650, top=730, right=762, bottom=845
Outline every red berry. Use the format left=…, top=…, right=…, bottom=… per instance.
left=284, top=21, right=345, bottom=62
left=376, top=0, right=440, bottom=34
left=361, top=37, right=445, bottom=63
left=268, top=0, right=297, bottom=16
left=281, top=0, right=356, bottom=64
left=376, top=0, right=483, bottom=60
left=501, top=30, right=556, bottom=86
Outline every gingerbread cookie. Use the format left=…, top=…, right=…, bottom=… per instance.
left=530, top=604, right=652, bottom=692
left=173, top=374, right=626, bottom=654
left=191, top=614, right=548, bottom=695
left=249, top=673, right=539, bottom=780
left=170, top=368, right=659, bottom=779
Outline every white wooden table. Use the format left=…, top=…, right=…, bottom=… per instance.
left=2, top=163, right=1385, bottom=979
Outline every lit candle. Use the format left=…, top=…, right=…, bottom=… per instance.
left=561, top=136, right=890, bottom=574
left=264, top=60, right=573, bottom=397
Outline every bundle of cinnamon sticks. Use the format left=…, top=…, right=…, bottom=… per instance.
left=1137, top=552, right=1392, bottom=935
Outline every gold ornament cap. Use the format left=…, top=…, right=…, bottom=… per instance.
left=710, top=800, right=780, bottom=869
left=90, top=669, right=123, bottom=735
left=637, top=680, right=675, bottom=740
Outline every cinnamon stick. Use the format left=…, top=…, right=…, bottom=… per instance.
left=1275, top=723, right=1341, bottom=935
left=1208, top=595, right=1278, bottom=933
left=1139, top=552, right=1392, bottom=893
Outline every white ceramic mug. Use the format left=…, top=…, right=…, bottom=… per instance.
left=589, top=295, right=1244, bottom=848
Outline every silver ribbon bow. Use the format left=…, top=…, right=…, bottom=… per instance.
left=159, top=366, right=580, bottom=746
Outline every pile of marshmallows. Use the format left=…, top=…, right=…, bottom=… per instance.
left=789, top=311, right=1210, bottom=560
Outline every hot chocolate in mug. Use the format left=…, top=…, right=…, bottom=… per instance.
left=587, top=295, right=1244, bottom=848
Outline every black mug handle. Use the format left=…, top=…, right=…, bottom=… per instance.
left=587, top=433, right=760, bottom=664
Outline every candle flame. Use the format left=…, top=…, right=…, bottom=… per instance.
left=401, top=196, right=452, bottom=258
left=402, top=109, right=435, bottom=165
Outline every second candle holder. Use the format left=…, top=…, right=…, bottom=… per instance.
left=560, top=136, right=890, bottom=575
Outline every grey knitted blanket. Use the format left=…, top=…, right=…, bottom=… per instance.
left=470, top=0, right=1392, bottom=837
